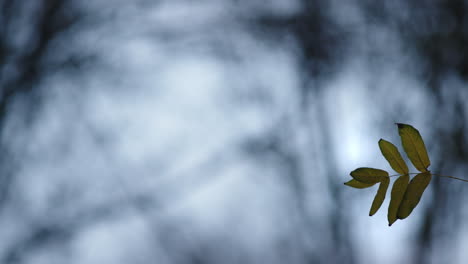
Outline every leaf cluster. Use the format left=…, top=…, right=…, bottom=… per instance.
left=345, top=124, right=432, bottom=226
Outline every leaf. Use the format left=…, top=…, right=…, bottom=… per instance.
left=397, top=123, right=430, bottom=172
left=397, top=172, right=432, bottom=219
left=378, top=139, right=409, bottom=174
left=344, top=179, right=377, bottom=189
left=387, top=174, right=409, bottom=226
left=369, top=177, right=389, bottom=216
left=350, top=168, right=388, bottom=184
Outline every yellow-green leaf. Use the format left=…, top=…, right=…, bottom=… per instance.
left=369, top=177, right=389, bottom=216
left=344, top=179, right=377, bottom=189
left=350, top=168, right=388, bottom=184
left=387, top=174, right=409, bottom=226
left=397, top=123, right=430, bottom=172
left=378, top=139, right=409, bottom=174
left=397, top=172, right=432, bottom=219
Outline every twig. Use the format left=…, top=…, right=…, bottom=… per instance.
left=387, top=172, right=468, bottom=183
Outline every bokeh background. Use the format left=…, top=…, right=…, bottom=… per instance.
left=1, top=0, right=468, bottom=263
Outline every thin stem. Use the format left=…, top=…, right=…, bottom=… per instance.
left=388, top=173, right=419, bottom=178
left=387, top=172, right=468, bottom=183
left=431, top=174, right=468, bottom=183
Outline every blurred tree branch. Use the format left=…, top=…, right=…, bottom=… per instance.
left=0, top=0, right=80, bottom=209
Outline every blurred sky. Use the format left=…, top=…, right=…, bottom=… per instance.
left=1, top=1, right=468, bottom=264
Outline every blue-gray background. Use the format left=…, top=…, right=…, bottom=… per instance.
left=0, top=1, right=467, bottom=263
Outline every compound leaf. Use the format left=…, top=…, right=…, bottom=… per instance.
left=397, top=172, right=432, bottom=219
left=350, top=168, right=388, bottom=184
left=344, top=179, right=377, bottom=189
left=370, top=177, right=390, bottom=216
left=387, top=174, right=410, bottom=226
left=397, top=123, right=430, bottom=172
left=378, top=139, right=409, bottom=174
